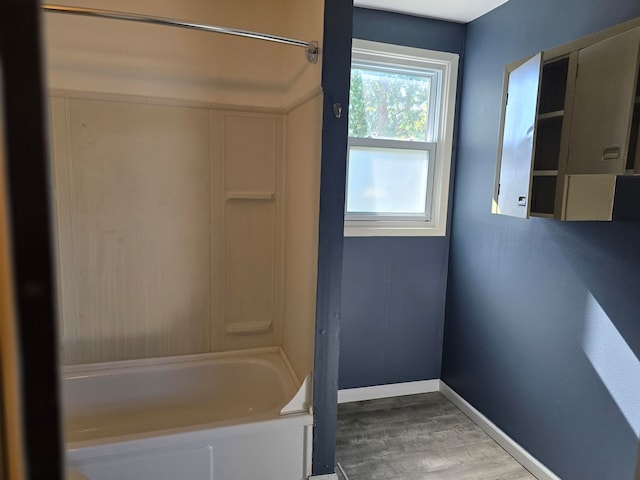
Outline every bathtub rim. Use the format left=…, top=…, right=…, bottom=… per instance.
left=62, top=346, right=311, bottom=449
left=61, top=346, right=300, bottom=383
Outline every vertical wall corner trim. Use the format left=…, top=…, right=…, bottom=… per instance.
left=337, top=379, right=441, bottom=404
left=439, top=382, right=560, bottom=480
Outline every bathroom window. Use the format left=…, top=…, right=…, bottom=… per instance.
left=345, top=40, right=459, bottom=237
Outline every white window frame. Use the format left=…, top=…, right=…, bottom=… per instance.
left=346, top=138, right=436, bottom=221
left=344, top=39, right=459, bottom=237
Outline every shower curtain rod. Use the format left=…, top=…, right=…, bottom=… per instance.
left=42, top=4, right=319, bottom=64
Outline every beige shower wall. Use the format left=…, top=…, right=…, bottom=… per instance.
left=282, top=0, right=326, bottom=108
left=44, top=0, right=322, bottom=110
left=51, top=97, right=286, bottom=364
left=280, top=0, right=324, bottom=381
left=282, top=94, right=323, bottom=382
left=45, top=0, right=323, bottom=369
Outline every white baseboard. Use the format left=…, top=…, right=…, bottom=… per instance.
left=337, top=379, right=440, bottom=404
left=308, top=475, right=338, bottom=480
left=439, top=382, right=560, bottom=480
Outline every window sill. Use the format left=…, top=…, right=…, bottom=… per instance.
left=344, top=221, right=446, bottom=237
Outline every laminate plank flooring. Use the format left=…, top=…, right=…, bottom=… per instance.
left=336, top=392, right=537, bottom=480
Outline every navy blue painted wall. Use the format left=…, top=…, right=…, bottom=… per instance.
left=312, top=0, right=352, bottom=473
left=339, top=8, right=465, bottom=389
left=351, top=7, right=466, bottom=53
left=443, top=1, right=640, bottom=479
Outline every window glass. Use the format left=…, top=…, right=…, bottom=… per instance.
left=349, top=66, right=432, bottom=142
left=346, top=146, right=429, bottom=216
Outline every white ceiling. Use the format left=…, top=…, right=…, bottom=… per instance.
left=353, top=0, right=510, bottom=23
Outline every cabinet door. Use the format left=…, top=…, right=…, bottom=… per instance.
left=497, top=53, right=542, bottom=218
left=567, top=27, right=640, bottom=174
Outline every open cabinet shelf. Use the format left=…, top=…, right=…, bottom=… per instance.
left=530, top=56, right=571, bottom=217
left=538, top=111, right=564, bottom=120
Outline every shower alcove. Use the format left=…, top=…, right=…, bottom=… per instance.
left=44, top=0, right=324, bottom=478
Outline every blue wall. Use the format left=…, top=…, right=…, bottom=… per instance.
left=339, top=8, right=465, bottom=389
left=312, top=0, right=352, bottom=473
left=443, top=1, right=640, bottom=479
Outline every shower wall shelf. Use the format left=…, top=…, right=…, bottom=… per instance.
left=225, top=321, right=273, bottom=335
left=42, top=4, right=320, bottom=64
left=225, top=192, right=275, bottom=201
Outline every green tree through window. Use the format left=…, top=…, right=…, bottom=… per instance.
left=348, top=67, right=431, bottom=141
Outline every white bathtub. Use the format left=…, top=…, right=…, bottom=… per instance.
left=63, top=348, right=313, bottom=480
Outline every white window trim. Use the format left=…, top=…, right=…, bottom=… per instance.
left=344, top=39, right=458, bottom=237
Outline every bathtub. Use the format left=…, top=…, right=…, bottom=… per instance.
left=63, top=348, right=313, bottom=480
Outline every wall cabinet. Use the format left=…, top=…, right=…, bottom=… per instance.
left=494, top=20, right=640, bottom=221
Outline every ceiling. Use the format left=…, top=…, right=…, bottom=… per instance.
left=353, top=0, right=510, bottom=23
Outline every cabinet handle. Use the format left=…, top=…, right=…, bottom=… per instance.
left=602, top=145, right=620, bottom=161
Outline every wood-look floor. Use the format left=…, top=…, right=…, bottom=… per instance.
left=336, top=392, right=537, bottom=480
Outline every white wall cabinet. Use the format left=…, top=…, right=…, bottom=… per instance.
left=567, top=28, right=640, bottom=175
left=494, top=20, right=640, bottom=221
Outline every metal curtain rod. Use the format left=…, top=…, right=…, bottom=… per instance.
left=42, top=4, right=319, bottom=64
